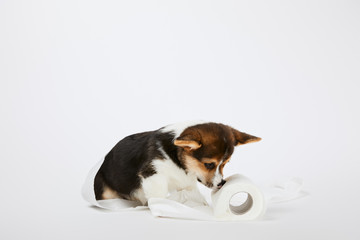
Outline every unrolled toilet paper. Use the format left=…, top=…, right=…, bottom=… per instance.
left=81, top=159, right=276, bottom=221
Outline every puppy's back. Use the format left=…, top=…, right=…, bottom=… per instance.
left=94, top=131, right=155, bottom=200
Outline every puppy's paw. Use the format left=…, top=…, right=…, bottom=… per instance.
left=168, top=189, right=209, bottom=207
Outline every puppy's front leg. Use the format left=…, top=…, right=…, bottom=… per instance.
left=141, top=175, right=168, bottom=203
left=184, top=187, right=209, bottom=207
left=167, top=186, right=209, bottom=207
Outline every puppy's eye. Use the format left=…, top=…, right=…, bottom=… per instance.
left=204, top=162, right=215, bottom=170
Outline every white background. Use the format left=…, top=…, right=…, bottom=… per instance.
left=1, top=0, right=359, bottom=239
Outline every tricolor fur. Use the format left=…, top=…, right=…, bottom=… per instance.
left=94, top=121, right=261, bottom=205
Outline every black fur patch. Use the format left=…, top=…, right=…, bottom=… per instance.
left=94, top=130, right=181, bottom=200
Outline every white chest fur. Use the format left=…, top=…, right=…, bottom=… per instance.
left=152, top=159, right=197, bottom=192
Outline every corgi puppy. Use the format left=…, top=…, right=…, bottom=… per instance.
left=94, top=121, right=261, bottom=205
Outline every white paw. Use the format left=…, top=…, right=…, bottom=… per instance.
left=168, top=189, right=209, bottom=207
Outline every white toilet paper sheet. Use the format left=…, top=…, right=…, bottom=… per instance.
left=82, top=159, right=304, bottom=221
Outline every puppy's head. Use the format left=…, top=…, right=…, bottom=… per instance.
left=174, top=123, right=261, bottom=190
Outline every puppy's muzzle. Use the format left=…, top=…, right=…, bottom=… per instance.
left=217, top=179, right=226, bottom=188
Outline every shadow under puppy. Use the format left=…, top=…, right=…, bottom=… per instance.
left=94, top=121, right=261, bottom=205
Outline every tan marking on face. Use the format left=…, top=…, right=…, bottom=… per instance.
left=102, top=185, right=119, bottom=200
left=183, top=155, right=219, bottom=188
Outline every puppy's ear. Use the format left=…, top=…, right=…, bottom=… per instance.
left=174, top=139, right=201, bottom=150
left=174, top=130, right=202, bottom=150
left=231, top=128, right=261, bottom=146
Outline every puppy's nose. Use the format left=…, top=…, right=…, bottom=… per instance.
left=217, top=179, right=226, bottom=188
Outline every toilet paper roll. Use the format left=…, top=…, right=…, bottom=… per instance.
left=211, top=174, right=266, bottom=220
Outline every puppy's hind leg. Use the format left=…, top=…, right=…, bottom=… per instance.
left=94, top=172, right=105, bottom=200
left=94, top=172, right=120, bottom=200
